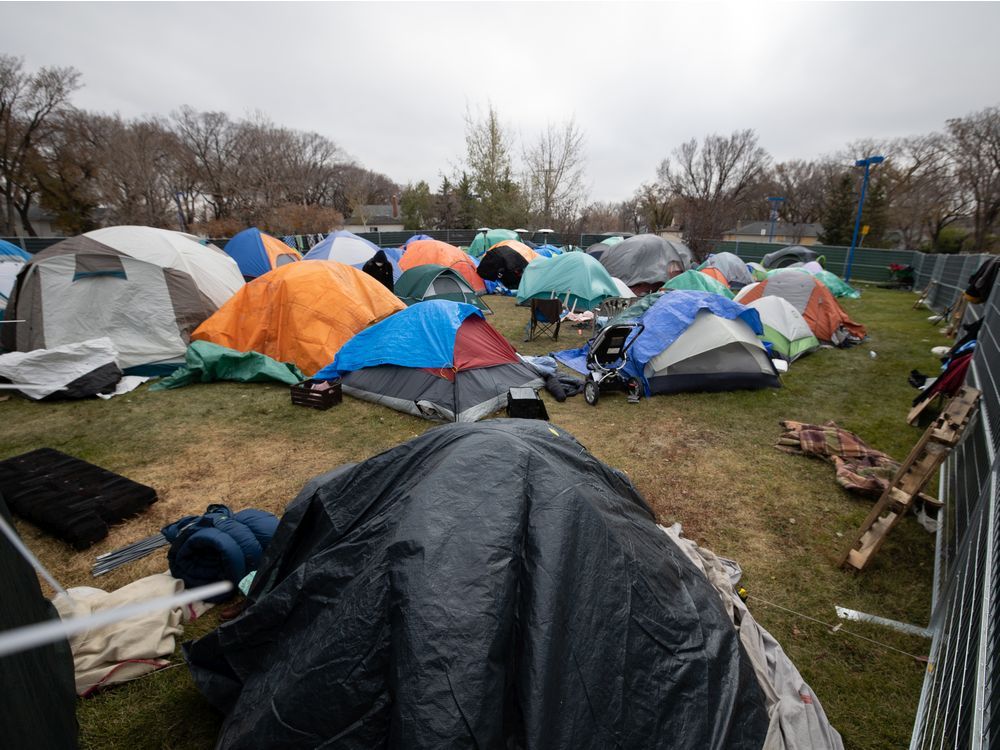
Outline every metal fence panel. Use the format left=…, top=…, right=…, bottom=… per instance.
left=911, top=266, right=1000, bottom=749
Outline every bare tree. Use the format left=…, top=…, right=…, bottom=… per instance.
left=95, top=116, right=178, bottom=227
left=946, top=106, right=1000, bottom=252
left=659, top=129, right=771, bottom=254
left=523, top=118, right=587, bottom=231
left=0, top=55, right=81, bottom=235
left=171, top=106, right=243, bottom=221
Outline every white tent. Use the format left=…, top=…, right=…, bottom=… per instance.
left=1, top=227, right=244, bottom=373
left=746, top=297, right=820, bottom=362
left=644, top=309, right=779, bottom=394
left=611, top=277, right=637, bottom=299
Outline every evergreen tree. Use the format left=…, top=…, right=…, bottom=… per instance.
left=400, top=180, right=432, bottom=230
left=434, top=176, right=457, bottom=229
left=819, top=172, right=856, bottom=246
left=456, top=172, right=477, bottom=229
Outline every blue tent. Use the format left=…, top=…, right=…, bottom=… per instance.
left=304, top=230, right=402, bottom=281
left=556, top=290, right=777, bottom=396
left=223, top=228, right=301, bottom=279
left=315, top=300, right=542, bottom=422
left=0, top=239, right=30, bottom=262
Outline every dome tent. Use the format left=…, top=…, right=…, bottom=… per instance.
left=761, top=245, right=823, bottom=269
left=185, top=419, right=771, bottom=749
left=467, top=228, right=519, bottom=257
left=191, top=260, right=404, bottom=376
left=1, top=226, right=244, bottom=373
left=597, top=234, right=693, bottom=294
left=477, top=244, right=531, bottom=289
left=516, top=252, right=620, bottom=309
left=662, top=269, right=734, bottom=299
left=394, top=265, right=489, bottom=311
left=746, top=296, right=820, bottom=361
left=399, top=239, right=485, bottom=293
left=734, top=272, right=866, bottom=346
left=315, top=301, right=542, bottom=422
left=223, top=228, right=301, bottom=280
left=0, top=238, right=30, bottom=261
left=699, top=251, right=753, bottom=287
left=625, top=291, right=779, bottom=395
left=304, top=230, right=403, bottom=281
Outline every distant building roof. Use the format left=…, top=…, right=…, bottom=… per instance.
left=346, top=202, right=402, bottom=227
left=725, top=221, right=823, bottom=237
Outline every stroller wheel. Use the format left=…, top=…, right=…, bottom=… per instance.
left=584, top=379, right=600, bottom=406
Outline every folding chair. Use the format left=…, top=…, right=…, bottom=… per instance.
left=594, top=297, right=633, bottom=330
left=525, top=298, right=562, bottom=341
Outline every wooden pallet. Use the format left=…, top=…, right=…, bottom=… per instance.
left=840, top=386, right=981, bottom=572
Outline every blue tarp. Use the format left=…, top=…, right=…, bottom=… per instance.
left=0, top=239, right=30, bottom=261
left=316, top=300, right=482, bottom=379
left=533, top=244, right=564, bottom=258
left=554, top=290, right=763, bottom=391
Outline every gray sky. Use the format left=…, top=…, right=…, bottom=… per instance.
left=3, top=1, right=1000, bottom=202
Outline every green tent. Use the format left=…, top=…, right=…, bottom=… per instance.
left=600, top=235, right=625, bottom=247
left=151, top=341, right=305, bottom=390
left=515, top=252, right=620, bottom=310
left=395, top=264, right=490, bottom=311
left=662, top=270, right=735, bottom=299
left=467, top=229, right=518, bottom=258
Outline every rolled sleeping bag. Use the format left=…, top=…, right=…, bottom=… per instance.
left=163, top=505, right=279, bottom=602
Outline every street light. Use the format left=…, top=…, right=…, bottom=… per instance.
left=844, top=155, right=885, bottom=283
left=766, top=197, right=785, bottom=243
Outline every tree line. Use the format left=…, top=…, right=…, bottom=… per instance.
left=0, top=56, right=397, bottom=237
left=3, top=56, right=998, bottom=253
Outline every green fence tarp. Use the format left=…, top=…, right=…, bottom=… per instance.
left=150, top=341, right=305, bottom=390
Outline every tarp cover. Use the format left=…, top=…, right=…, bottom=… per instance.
left=150, top=341, right=305, bottom=390
left=0, top=337, right=122, bottom=399
left=184, top=420, right=769, bottom=749
left=315, top=300, right=509, bottom=378
left=623, top=290, right=763, bottom=382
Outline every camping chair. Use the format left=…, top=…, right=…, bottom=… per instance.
left=594, top=297, right=633, bottom=331
left=525, top=298, right=562, bottom=341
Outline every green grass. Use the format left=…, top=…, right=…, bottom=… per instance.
left=0, top=287, right=949, bottom=749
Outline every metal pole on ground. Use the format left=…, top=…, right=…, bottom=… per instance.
left=845, top=155, right=884, bottom=283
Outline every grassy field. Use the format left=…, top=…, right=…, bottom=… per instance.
left=0, top=287, right=948, bottom=749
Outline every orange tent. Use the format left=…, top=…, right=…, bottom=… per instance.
left=489, top=240, right=539, bottom=263
left=734, top=272, right=866, bottom=345
left=192, top=260, right=404, bottom=375
left=400, top=239, right=486, bottom=293
left=699, top=267, right=729, bottom=286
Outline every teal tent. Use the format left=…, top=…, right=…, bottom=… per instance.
left=516, top=252, right=620, bottom=310
left=395, top=265, right=490, bottom=311
left=468, top=229, right=518, bottom=258
left=663, top=270, right=735, bottom=299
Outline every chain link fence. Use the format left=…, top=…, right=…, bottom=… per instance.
left=910, top=261, right=999, bottom=749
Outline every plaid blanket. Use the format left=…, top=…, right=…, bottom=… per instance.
left=776, top=420, right=899, bottom=497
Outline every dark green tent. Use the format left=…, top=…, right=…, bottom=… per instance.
left=395, top=265, right=490, bottom=312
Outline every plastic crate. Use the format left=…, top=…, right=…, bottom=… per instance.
left=290, top=379, right=342, bottom=410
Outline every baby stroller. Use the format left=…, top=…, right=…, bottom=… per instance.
left=583, top=321, right=644, bottom=406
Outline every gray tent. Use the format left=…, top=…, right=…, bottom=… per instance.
left=700, top=251, right=753, bottom=287
left=1, top=228, right=243, bottom=374
left=761, top=245, right=822, bottom=269
left=597, top=234, right=693, bottom=293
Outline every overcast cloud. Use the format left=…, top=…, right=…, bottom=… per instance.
left=3, top=1, right=999, bottom=202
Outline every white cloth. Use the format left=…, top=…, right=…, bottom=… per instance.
left=96, top=375, right=150, bottom=399
left=52, top=573, right=208, bottom=695
left=0, top=337, right=119, bottom=399
left=660, top=524, right=845, bottom=750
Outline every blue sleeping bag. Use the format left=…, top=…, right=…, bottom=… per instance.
left=162, top=504, right=279, bottom=602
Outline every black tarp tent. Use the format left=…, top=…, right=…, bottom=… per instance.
left=185, top=420, right=769, bottom=749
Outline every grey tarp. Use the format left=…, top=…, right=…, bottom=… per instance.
left=761, top=246, right=821, bottom=270
left=660, top=524, right=844, bottom=750
left=597, top=234, right=693, bottom=291
left=185, top=420, right=770, bottom=749
left=701, top=252, right=753, bottom=287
